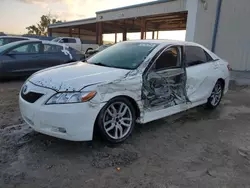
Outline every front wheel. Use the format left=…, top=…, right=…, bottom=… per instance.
left=96, top=97, right=136, bottom=143
left=206, top=80, right=223, bottom=109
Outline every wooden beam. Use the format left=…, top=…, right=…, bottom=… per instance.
left=98, top=22, right=103, bottom=45
left=140, top=18, right=146, bottom=39
left=123, top=29, right=127, bottom=41
left=69, top=28, right=72, bottom=37
left=78, top=27, right=81, bottom=38
left=47, top=28, right=52, bottom=37
left=96, top=23, right=99, bottom=44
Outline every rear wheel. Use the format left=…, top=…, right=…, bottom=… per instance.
left=96, top=97, right=135, bottom=143
left=206, top=80, right=223, bottom=109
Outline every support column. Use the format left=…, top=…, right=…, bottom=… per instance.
left=152, top=31, right=155, bottom=39
left=78, top=27, right=81, bottom=38
left=96, top=23, right=99, bottom=44
left=123, top=29, right=127, bottom=41
left=140, top=18, right=146, bottom=39
left=156, top=31, right=159, bottom=39
left=69, top=28, right=72, bottom=37
left=141, top=18, right=146, bottom=40
left=185, top=0, right=199, bottom=42
left=96, top=22, right=103, bottom=45
left=47, top=28, right=52, bottom=37
left=115, top=33, right=117, bottom=43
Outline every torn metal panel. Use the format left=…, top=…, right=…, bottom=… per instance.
left=142, top=68, right=187, bottom=111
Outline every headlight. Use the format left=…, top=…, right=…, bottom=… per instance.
left=46, top=91, right=96, bottom=105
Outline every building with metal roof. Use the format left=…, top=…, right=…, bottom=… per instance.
left=48, top=0, right=250, bottom=71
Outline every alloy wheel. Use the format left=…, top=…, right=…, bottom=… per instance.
left=210, top=82, right=222, bottom=106
left=103, top=102, right=133, bottom=140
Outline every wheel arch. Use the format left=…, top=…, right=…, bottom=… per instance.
left=93, top=95, right=141, bottom=140
left=217, top=78, right=225, bottom=91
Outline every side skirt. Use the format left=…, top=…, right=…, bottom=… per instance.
left=139, top=99, right=207, bottom=124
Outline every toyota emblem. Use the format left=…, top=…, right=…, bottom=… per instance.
left=22, top=85, right=28, bottom=95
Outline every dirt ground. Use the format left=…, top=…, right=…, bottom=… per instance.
left=1, top=80, right=250, bottom=188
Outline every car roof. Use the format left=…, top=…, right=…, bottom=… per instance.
left=1, top=39, right=66, bottom=46
left=123, top=39, right=200, bottom=47
left=0, top=36, right=39, bottom=40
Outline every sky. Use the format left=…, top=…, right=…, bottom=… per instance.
left=0, top=0, right=186, bottom=41
left=0, top=0, right=153, bottom=34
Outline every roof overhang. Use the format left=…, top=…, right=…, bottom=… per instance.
left=48, top=17, right=96, bottom=29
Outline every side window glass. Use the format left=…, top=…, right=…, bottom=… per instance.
left=154, top=47, right=180, bottom=71
left=61, top=38, right=69, bottom=43
left=68, top=38, right=76, bottom=43
left=9, top=43, right=40, bottom=54
left=204, top=50, right=214, bottom=62
left=44, top=44, right=63, bottom=53
left=185, top=46, right=208, bottom=67
left=0, top=38, right=6, bottom=46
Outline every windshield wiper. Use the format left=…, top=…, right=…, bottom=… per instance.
left=91, top=62, right=111, bottom=67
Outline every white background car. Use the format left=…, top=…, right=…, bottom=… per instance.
left=19, top=40, right=230, bottom=143
left=52, top=37, right=99, bottom=54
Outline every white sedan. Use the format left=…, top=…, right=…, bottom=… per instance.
left=19, top=40, right=230, bottom=143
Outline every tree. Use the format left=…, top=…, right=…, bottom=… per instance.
left=26, top=14, right=62, bottom=36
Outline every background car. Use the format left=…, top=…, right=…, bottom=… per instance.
left=0, top=40, right=85, bottom=78
left=85, top=44, right=113, bottom=58
left=52, top=37, right=99, bottom=54
left=0, top=36, right=37, bottom=47
left=19, top=40, right=230, bottom=143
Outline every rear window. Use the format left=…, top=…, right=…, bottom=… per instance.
left=185, top=46, right=213, bottom=67
left=61, top=38, right=76, bottom=43
left=44, top=44, right=63, bottom=53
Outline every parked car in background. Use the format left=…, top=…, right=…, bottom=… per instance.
left=0, top=40, right=85, bottom=79
left=52, top=37, right=98, bottom=54
left=19, top=40, right=230, bottom=143
left=85, top=44, right=113, bottom=58
left=0, top=36, right=38, bottom=47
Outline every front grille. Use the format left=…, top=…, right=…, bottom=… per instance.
left=21, top=92, right=44, bottom=103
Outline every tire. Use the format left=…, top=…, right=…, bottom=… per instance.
left=96, top=97, right=136, bottom=144
left=206, top=80, right=224, bottom=109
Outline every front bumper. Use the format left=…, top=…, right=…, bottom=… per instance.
left=19, top=81, right=104, bottom=141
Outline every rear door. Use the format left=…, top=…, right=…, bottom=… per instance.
left=142, top=45, right=187, bottom=112
left=1, top=41, right=43, bottom=76
left=41, top=43, right=72, bottom=68
left=185, top=45, right=216, bottom=103
left=60, top=38, right=80, bottom=51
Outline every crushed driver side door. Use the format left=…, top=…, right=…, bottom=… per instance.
left=142, top=45, right=188, bottom=116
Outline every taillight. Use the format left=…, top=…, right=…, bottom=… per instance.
left=227, top=64, right=232, bottom=71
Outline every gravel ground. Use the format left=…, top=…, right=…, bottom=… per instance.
left=1, top=80, right=250, bottom=188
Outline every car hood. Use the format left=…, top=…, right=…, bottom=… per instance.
left=29, top=62, right=130, bottom=91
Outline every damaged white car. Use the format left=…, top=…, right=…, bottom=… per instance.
left=19, top=40, right=230, bottom=143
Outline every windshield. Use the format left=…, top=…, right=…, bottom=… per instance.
left=87, top=42, right=158, bottom=70
left=51, top=38, right=61, bottom=42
